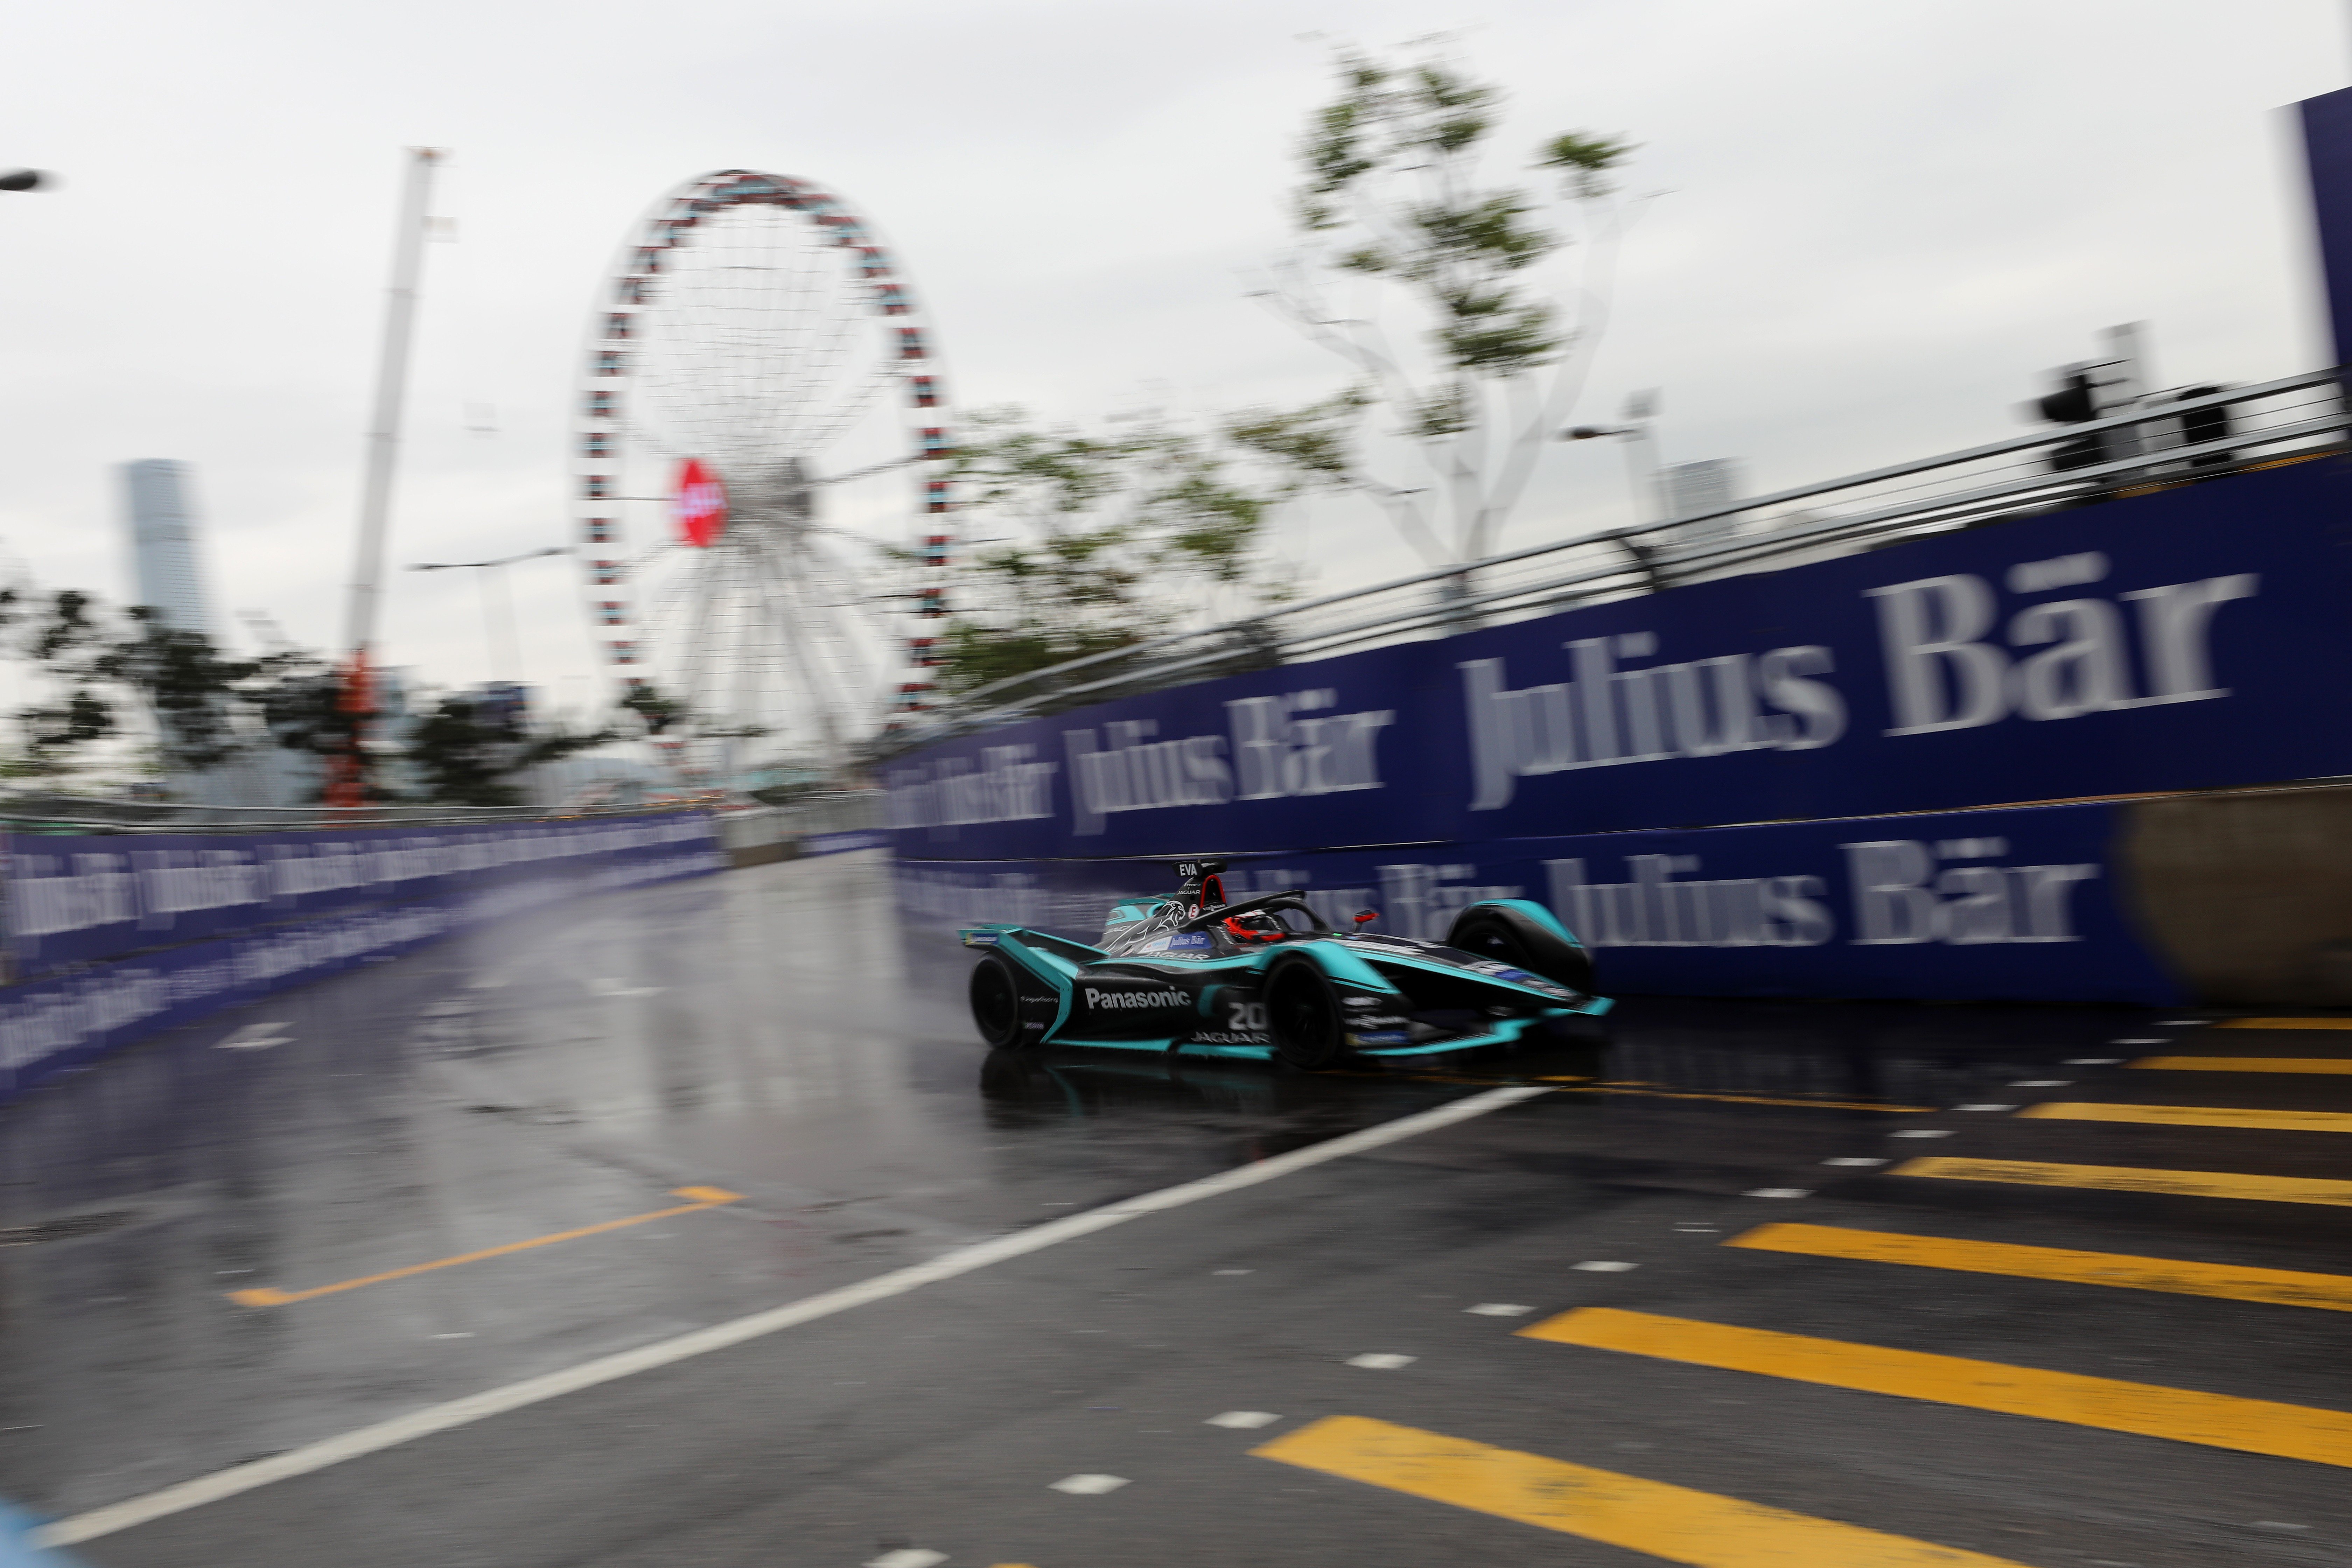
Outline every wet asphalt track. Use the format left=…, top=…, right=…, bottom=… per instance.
left=2, top=851, right=2349, bottom=1566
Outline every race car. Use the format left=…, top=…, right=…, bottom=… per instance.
left=959, top=860, right=1611, bottom=1068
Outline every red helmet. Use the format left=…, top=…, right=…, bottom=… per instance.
left=1222, top=910, right=1286, bottom=944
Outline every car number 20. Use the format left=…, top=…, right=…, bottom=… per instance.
left=1226, top=1000, right=1268, bottom=1031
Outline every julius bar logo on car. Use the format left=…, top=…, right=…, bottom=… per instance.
left=1082, top=985, right=1187, bottom=1011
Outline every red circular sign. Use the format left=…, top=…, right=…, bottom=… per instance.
left=673, top=458, right=728, bottom=548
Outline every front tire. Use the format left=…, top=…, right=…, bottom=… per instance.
left=968, top=953, right=1030, bottom=1050
left=1264, top=955, right=1346, bottom=1069
left=1448, top=907, right=1596, bottom=995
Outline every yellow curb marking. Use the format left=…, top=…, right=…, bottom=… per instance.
left=1521, top=1307, right=2352, bottom=1467
left=1891, top=1155, right=2352, bottom=1207
left=1728, top=1222, right=2352, bottom=1311
left=1254, top=1414, right=2038, bottom=1566
left=1582, top=1086, right=1935, bottom=1113
left=2134, top=1056, right=2352, bottom=1074
left=2019, top=1102, right=2352, bottom=1134
left=227, top=1187, right=746, bottom=1307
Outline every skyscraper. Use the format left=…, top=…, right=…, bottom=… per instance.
left=120, top=459, right=217, bottom=636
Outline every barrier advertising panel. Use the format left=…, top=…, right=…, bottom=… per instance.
left=0, top=812, right=724, bottom=1105
left=884, top=460, right=2352, bottom=862
left=895, top=800, right=2182, bottom=1005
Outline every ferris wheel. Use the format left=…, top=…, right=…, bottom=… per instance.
left=573, top=169, right=954, bottom=783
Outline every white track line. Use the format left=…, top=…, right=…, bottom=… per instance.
left=37, top=1084, right=1547, bottom=1548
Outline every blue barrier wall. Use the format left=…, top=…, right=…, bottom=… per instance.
left=876, top=462, right=2352, bottom=1004
left=0, top=812, right=724, bottom=1105
left=895, top=799, right=2182, bottom=1006
left=884, top=461, right=2352, bottom=861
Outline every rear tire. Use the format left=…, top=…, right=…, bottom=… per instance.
left=968, top=953, right=1030, bottom=1050
left=1447, top=908, right=1596, bottom=995
left=1264, top=955, right=1346, bottom=1069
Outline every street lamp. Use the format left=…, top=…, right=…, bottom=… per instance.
left=1560, top=390, right=1666, bottom=526
left=407, top=546, right=568, bottom=683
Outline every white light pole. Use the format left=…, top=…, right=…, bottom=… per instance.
left=1560, top=389, right=1667, bottom=525
left=327, top=147, right=444, bottom=807
left=408, top=546, right=568, bottom=684
left=342, top=148, right=445, bottom=659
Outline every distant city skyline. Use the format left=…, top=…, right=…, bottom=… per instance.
left=121, top=459, right=218, bottom=637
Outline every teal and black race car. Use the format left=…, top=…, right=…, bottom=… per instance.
left=959, top=860, right=1612, bottom=1068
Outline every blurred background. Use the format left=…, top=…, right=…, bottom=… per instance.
left=0, top=0, right=2344, bottom=799
left=10, top=10, right=2352, bottom=1567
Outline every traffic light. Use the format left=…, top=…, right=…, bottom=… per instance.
left=2019, top=325, right=2151, bottom=477
left=2033, top=370, right=2099, bottom=426
left=2158, top=385, right=2235, bottom=468
left=2029, top=369, right=2107, bottom=472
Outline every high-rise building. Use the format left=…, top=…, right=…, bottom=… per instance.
left=120, top=461, right=259, bottom=805
left=120, top=459, right=218, bottom=636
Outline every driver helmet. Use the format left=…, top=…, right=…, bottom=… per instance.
left=1221, top=909, right=1287, bottom=944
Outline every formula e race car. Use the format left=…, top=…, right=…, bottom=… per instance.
left=960, top=860, right=1611, bottom=1068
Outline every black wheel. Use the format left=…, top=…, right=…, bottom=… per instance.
left=1448, top=907, right=1597, bottom=995
left=968, top=953, right=1029, bottom=1050
left=1264, top=955, right=1346, bottom=1069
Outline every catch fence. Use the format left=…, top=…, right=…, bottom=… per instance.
left=886, top=369, right=2347, bottom=751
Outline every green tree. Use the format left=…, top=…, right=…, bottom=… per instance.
left=6, top=588, right=625, bottom=805
left=1247, top=44, right=1634, bottom=565
left=16, top=593, right=332, bottom=785
left=618, top=681, right=685, bottom=737
left=16, top=687, right=114, bottom=772
left=13, top=591, right=129, bottom=778
left=403, top=693, right=617, bottom=808
left=252, top=655, right=363, bottom=780
left=92, top=607, right=270, bottom=772
left=930, top=408, right=1298, bottom=696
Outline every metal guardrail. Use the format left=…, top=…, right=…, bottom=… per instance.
left=0, top=786, right=885, bottom=840
left=881, top=369, right=2346, bottom=754
left=0, top=795, right=707, bottom=835
left=778, top=790, right=883, bottom=837
left=711, top=792, right=881, bottom=852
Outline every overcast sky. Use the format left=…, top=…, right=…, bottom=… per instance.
left=1, top=0, right=2343, bottom=731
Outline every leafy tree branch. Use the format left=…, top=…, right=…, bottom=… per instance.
left=1252, top=43, right=1637, bottom=566
left=925, top=408, right=1301, bottom=695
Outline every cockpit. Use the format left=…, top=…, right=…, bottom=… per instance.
left=1099, top=889, right=1329, bottom=958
